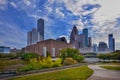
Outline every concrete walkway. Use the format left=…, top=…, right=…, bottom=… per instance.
left=88, top=65, right=120, bottom=80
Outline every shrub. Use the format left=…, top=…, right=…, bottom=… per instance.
left=20, top=57, right=62, bottom=72
left=21, top=53, right=39, bottom=61
left=52, top=58, right=62, bottom=67
left=63, top=57, right=78, bottom=66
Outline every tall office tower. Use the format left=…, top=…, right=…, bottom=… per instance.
left=27, top=31, right=32, bottom=45
left=31, top=28, right=41, bottom=44
left=83, top=28, right=88, bottom=47
left=93, top=44, right=98, bottom=52
left=108, top=34, right=115, bottom=52
left=37, top=18, right=44, bottom=40
left=27, top=28, right=41, bottom=45
left=98, top=42, right=108, bottom=52
left=70, top=25, right=79, bottom=49
left=88, top=37, right=92, bottom=47
left=78, top=34, right=85, bottom=48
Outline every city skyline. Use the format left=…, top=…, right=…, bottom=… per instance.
left=0, top=0, right=120, bottom=49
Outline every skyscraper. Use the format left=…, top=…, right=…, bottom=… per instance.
left=27, top=31, right=32, bottom=45
left=78, top=34, right=85, bottom=48
left=108, top=34, right=115, bottom=52
left=88, top=37, right=92, bottom=47
left=70, top=25, right=79, bottom=49
left=37, top=18, right=44, bottom=40
left=93, top=44, right=98, bottom=52
left=27, top=28, right=41, bottom=45
left=83, top=28, right=88, bottom=47
left=98, top=42, right=108, bottom=52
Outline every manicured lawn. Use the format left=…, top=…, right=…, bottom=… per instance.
left=100, top=66, right=120, bottom=70
left=8, top=66, right=93, bottom=80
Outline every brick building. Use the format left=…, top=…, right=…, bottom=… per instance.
left=25, top=39, right=73, bottom=57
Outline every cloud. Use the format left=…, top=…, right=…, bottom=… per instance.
left=24, top=0, right=31, bottom=6
left=10, top=2, right=17, bottom=8
left=55, top=7, right=65, bottom=18
left=0, top=0, right=8, bottom=10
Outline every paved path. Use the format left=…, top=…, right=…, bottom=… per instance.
left=88, top=65, right=120, bottom=80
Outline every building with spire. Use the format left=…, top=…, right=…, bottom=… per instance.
left=70, top=25, right=79, bottom=49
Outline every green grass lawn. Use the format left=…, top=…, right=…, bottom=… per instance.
left=100, top=66, right=120, bottom=70
left=8, top=66, right=93, bottom=80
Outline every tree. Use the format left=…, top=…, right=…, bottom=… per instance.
left=76, top=55, right=84, bottom=63
left=21, top=53, right=39, bottom=61
left=59, top=48, right=84, bottom=63
left=97, top=54, right=107, bottom=61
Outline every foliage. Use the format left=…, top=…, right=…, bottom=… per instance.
left=20, top=57, right=62, bottom=71
left=76, top=55, right=85, bottom=63
left=100, top=66, right=120, bottom=70
left=46, top=51, right=51, bottom=57
left=97, top=51, right=120, bottom=61
left=21, top=53, right=39, bottom=61
left=59, top=48, right=84, bottom=63
left=9, top=66, right=93, bottom=80
left=52, top=58, right=62, bottom=67
left=63, top=57, right=78, bottom=66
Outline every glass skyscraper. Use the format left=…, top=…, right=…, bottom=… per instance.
left=37, top=18, right=44, bottom=40
left=108, top=34, right=115, bottom=52
left=83, top=28, right=88, bottom=47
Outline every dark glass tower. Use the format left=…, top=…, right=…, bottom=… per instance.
left=83, top=28, right=88, bottom=47
left=37, top=18, right=44, bottom=40
left=70, top=25, right=79, bottom=49
left=108, top=34, right=115, bottom=52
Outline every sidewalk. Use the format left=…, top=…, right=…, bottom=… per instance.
left=87, top=65, right=120, bottom=80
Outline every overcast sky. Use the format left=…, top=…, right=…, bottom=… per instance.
left=0, top=0, right=120, bottom=50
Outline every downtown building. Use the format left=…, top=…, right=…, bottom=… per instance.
left=98, top=42, right=109, bottom=53
left=108, top=34, right=115, bottom=52
left=27, top=18, right=44, bottom=45
left=70, top=26, right=93, bottom=53
left=25, top=39, right=73, bottom=57
left=70, top=25, right=79, bottom=49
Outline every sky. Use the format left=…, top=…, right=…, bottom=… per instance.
left=0, top=0, right=120, bottom=50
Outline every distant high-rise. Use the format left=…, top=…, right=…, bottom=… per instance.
left=78, top=34, right=85, bottom=48
left=83, top=28, right=88, bottom=47
left=37, top=18, right=44, bottom=40
left=88, top=37, right=92, bottom=47
left=70, top=25, right=79, bottom=49
left=98, top=42, right=108, bottom=52
left=27, top=28, right=41, bottom=45
left=27, top=31, right=32, bottom=45
left=93, top=44, right=98, bottom=52
left=108, top=34, right=115, bottom=52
